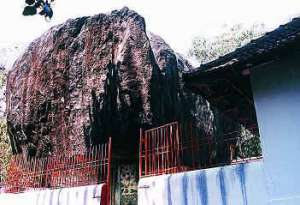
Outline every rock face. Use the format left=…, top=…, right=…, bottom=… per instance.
left=6, top=7, right=213, bottom=157
left=0, top=43, right=26, bottom=118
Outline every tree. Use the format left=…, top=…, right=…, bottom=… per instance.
left=189, top=24, right=266, bottom=64
left=0, top=65, right=6, bottom=88
left=0, top=120, right=11, bottom=182
left=23, top=0, right=54, bottom=19
left=0, top=66, right=11, bottom=183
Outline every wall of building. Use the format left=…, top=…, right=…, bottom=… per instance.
left=138, top=160, right=267, bottom=205
left=0, top=184, right=104, bottom=205
left=251, top=52, right=300, bottom=205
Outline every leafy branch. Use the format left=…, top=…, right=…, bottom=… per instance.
left=23, top=0, right=55, bottom=19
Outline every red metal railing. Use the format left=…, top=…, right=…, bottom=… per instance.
left=2, top=138, right=112, bottom=205
left=139, top=121, right=262, bottom=177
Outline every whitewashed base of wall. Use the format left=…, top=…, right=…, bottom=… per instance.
left=0, top=184, right=104, bottom=205
left=138, top=161, right=267, bottom=205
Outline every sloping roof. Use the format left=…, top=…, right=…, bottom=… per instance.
left=183, top=17, right=300, bottom=130
left=184, top=17, right=300, bottom=79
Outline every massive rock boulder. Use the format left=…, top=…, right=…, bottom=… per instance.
left=6, top=7, right=213, bottom=157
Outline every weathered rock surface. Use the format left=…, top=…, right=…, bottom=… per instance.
left=0, top=43, right=26, bottom=118
left=6, top=7, right=213, bottom=157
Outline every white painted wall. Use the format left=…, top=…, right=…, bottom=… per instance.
left=138, top=161, right=267, bottom=205
left=0, top=184, right=104, bottom=205
left=251, top=52, right=300, bottom=205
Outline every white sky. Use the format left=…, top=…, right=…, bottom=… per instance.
left=0, top=0, right=300, bottom=54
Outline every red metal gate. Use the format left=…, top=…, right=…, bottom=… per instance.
left=2, top=138, right=112, bottom=205
left=139, top=122, right=183, bottom=177
left=139, top=121, right=262, bottom=178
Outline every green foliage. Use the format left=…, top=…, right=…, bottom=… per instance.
left=0, top=71, right=6, bottom=88
left=23, top=0, right=54, bottom=19
left=189, top=24, right=266, bottom=64
left=0, top=66, right=10, bottom=181
left=0, top=120, right=11, bottom=181
left=211, top=109, right=262, bottom=162
left=237, top=126, right=262, bottom=159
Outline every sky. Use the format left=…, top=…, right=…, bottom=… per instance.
left=0, top=0, right=300, bottom=55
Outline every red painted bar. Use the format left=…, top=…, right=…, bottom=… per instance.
left=3, top=138, right=112, bottom=205
left=139, top=121, right=262, bottom=178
